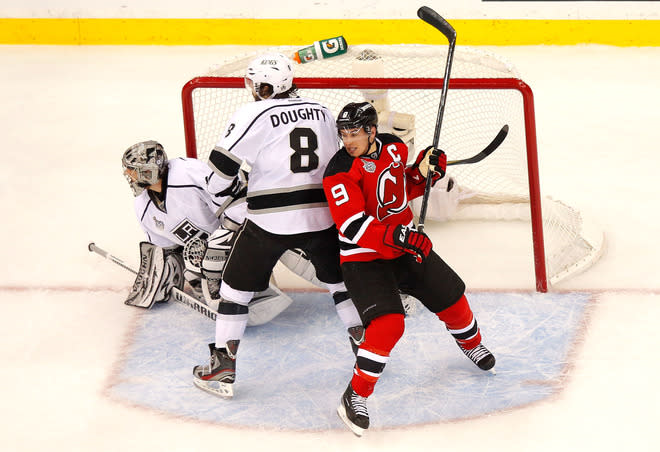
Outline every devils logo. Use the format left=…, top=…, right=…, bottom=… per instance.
left=376, top=160, right=408, bottom=221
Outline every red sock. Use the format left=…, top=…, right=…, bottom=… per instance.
left=351, top=313, right=405, bottom=397
left=436, top=294, right=482, bottom=350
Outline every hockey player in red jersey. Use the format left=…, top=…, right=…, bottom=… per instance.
left=323, top=102, right=496, bottom=436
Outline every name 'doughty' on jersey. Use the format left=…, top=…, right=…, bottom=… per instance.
left=270, top=107, right=328, bottom=128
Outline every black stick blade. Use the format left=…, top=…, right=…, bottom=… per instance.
left=417, top=6, right=456, bottom=41
left=447, top=124, right=509, bottom=166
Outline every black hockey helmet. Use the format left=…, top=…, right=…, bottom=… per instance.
left=336, top=102, right=378, bottom=135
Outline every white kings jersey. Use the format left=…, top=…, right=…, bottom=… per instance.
left=208, top=96, right=339, bottom=235
left=133, top=157, right=243, bottom=248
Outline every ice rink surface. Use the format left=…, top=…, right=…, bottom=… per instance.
left=1, top=44, right=659, bottom=451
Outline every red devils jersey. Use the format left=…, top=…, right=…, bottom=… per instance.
left=323, top=133, right=427, bottom=263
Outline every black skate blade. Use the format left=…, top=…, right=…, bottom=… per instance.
left=337, top=404, right=365, bottom=437
left=193, top=376, right=234, bottom=398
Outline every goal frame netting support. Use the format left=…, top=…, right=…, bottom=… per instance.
left=181, top=76, right=548, bottom=292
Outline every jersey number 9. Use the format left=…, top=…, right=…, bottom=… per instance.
left=330, top=183, right=349, bottom=206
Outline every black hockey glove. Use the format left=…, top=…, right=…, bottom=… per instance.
left=410, top=146, right=446, bottom=185
left=384, top=225, right=432, bottom=261
left=427, top=146, right=447, bottom=179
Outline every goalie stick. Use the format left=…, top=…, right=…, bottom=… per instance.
left=416, top=6, right=456, bottom=234
left=88, top=242, right=218, bottom=321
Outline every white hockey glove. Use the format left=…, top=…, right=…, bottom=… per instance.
left=125, top=242, right=184, bottom=308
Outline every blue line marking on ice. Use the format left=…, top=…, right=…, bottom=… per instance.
left=109, top=291, right=590, bottom=430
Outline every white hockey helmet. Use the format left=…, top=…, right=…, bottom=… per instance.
left=245, top=53, right=294, bottom=99
left=122, top=140, right=168, bottom=196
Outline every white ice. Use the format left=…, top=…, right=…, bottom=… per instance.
left=1, top=44, right=659, bottom=451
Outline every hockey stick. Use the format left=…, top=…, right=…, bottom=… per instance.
left=447, top=124, right=509, bottom=167
left=88, top=242, right=218, bottom=321
left=416, top=6, right=456, bottom=234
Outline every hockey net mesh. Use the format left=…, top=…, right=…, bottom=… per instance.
left=182, top=44, right=603, bottom=289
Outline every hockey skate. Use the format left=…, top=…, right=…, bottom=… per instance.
left=347, top=325, right=365, bottom=356
left=337, top=383, right=369, bottom=437
left=457, top=342, right=496, bottom=372
left=192, top=341, right=238, bottom=398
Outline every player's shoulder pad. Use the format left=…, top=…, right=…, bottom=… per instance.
left=226, top=100, right=270, bottom=126
left=377, top=132, right=405, bottom=145
left=323, top=148, right=354, bottom=179
left=166, top=157, right=208, bottom=186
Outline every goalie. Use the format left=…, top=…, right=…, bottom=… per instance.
left=121, top=140, right=323, bottom=325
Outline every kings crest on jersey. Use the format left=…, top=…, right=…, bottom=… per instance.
left=207, top=97, right=339, bottom=235
left=323, top=133, right=428, bottom=263
left=133, top=157, right=239, bottom=248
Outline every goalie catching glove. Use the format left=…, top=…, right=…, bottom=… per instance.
left=202, top=228, right=234, bottom=280
left=410, top=146, right=447, bottom=184
left=181, top=233, right=230, bottom=302
left=125, top=242, right=184, bottom=308
left=384, top=225, right=432, bottom=262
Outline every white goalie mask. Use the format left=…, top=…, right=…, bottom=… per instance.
left=122, top=140, right=168, bottom=196
left=245, top=53, right=294, bottom=99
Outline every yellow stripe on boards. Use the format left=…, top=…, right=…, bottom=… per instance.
left=0, top=18, right=659, bottom=46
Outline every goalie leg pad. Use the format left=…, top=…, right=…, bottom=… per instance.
left=246, top=281, right=293, bottom=327
left=278, top=248, right=325, bottom=289
left=156, top=251, right=185, bottom=303
left=125, top=242, right=165, bottom=308
left=125, top=243, right=184, bottom=309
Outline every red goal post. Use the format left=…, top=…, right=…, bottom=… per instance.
left=181, top=45, right=602, bottom=292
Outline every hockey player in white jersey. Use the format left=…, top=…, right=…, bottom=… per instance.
left=192, top=53, right=363, bottom=398
left=121, top=140, right=300, bottom=326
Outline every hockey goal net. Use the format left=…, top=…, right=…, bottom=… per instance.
left=181, top=44, right=603, bottom=292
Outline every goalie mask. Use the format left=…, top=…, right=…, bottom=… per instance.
left=336, top=102, right=379, bottom=136
left=122, top=140, right=168, bottom=196
left=245, top=53, right=294, bottom=100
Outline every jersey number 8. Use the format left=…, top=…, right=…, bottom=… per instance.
left=289, top=128, right=319, bottom=173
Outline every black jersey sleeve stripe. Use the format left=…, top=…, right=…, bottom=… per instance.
left=247, top=188, right=326, bottom=211
left=338, top=241, right=360, bottom=251
left=342, top=214, right=370, bottom=241
left=208, top=147, right=241, bottom=179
